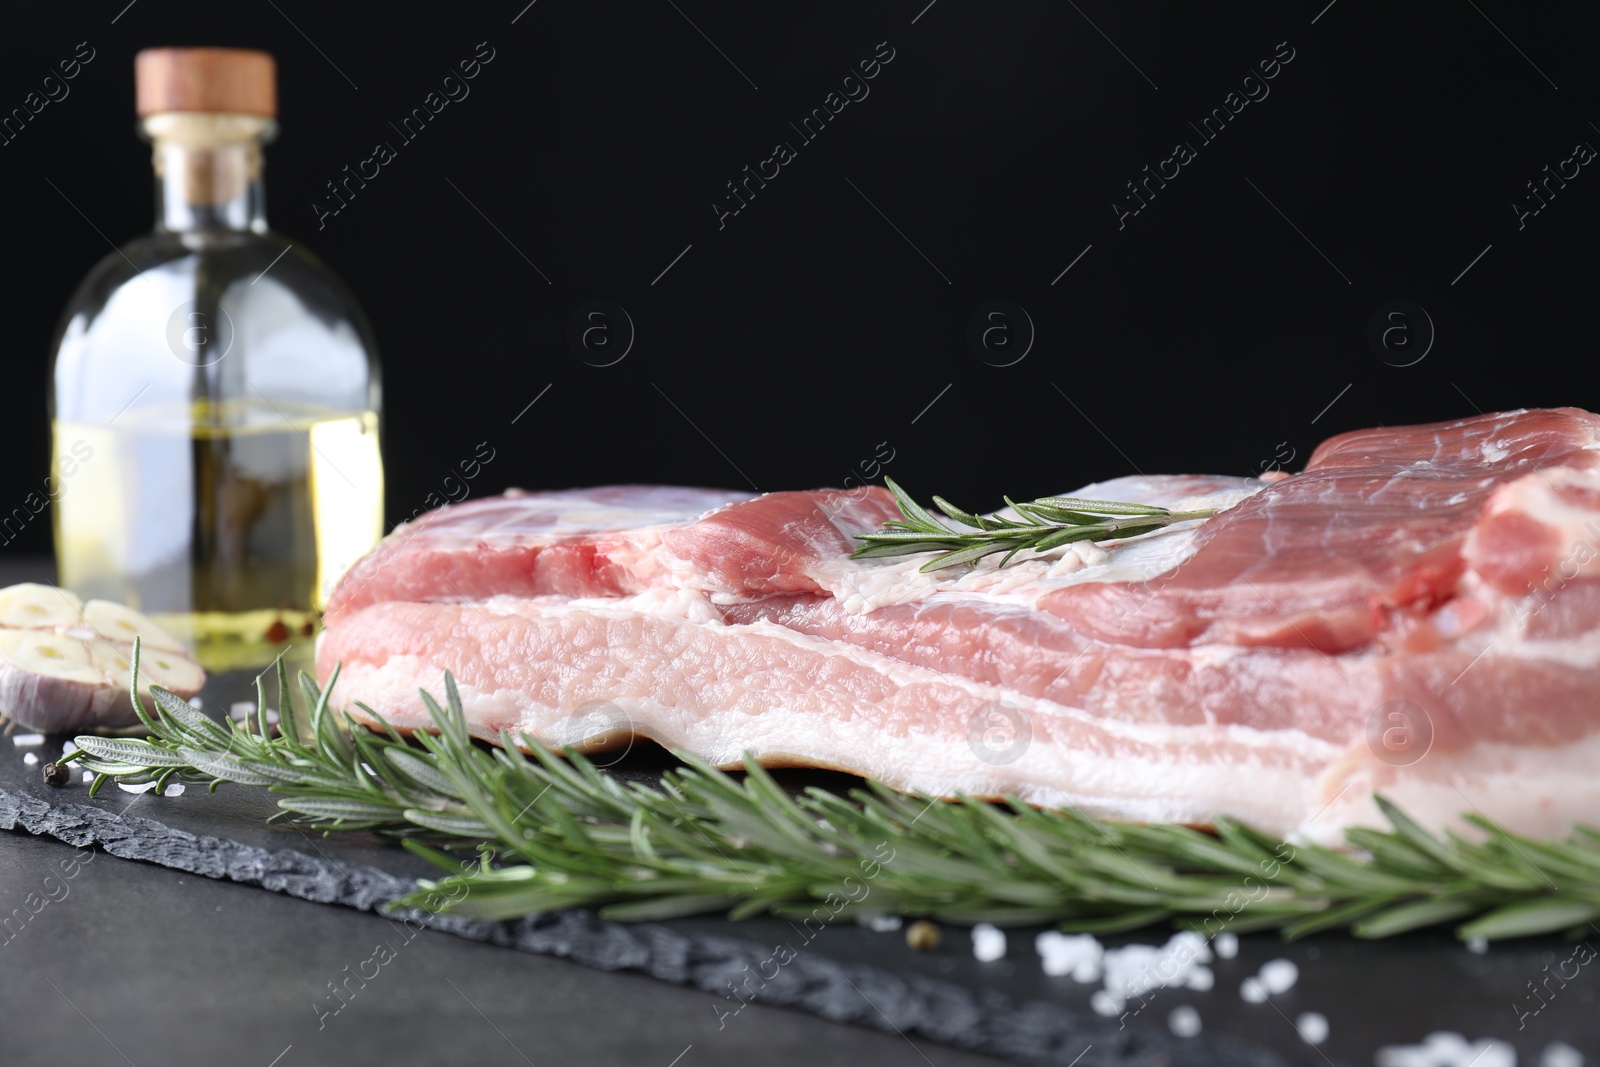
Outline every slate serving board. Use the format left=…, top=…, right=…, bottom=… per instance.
left=2, top=665, right=1595, bottom=1067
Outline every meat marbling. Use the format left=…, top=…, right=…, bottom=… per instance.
left=317, top=408, right=1600, bottom=842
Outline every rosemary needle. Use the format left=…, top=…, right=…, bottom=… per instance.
left=61, top=640, right=1600, bottom=941
left=851, top=477, right=1218, bottom=572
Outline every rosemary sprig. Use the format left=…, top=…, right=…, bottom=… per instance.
left=64, top=641, right=1600, bottom=940
left=851, top=477, right=1219, bottom=572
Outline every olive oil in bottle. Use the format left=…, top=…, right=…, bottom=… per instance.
left=48, top=49, right=384, bottom=671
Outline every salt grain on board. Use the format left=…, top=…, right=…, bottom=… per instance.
left=1295, top=1011, right=1328, bottom=1046
left=1213, top=932, right=1239, bottom=959
left=1466, top=936, right=1489, bottom=955
left=1096, top=932, right=1214, bottom=1014
left=971, top=923, right=1006, bottom=962
left=1035, top=931, right=1103, bottom=982
left=1240, top=976, right=1268, bottom=1004
left=1542, top=1041, right=1584, bottom=1067
left=1167, top=1004, right=1201, bottom=1038
left=11, top=733, right=44, bottom=747
left=22, top=753, right=37, bottom=767
left=1259, top=958, right=1299, bottom=994
left=1035, top=930, right=1227, bottom=1015
left=1088, top=990, right=1120, bottom=1017
left=1375, top=1033, right=1516, bottom=1067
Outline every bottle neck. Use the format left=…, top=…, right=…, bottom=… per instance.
left=143, top=113, right=274, bottom=234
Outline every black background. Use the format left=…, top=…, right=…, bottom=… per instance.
left=2, top=1, right=1595, bottom=557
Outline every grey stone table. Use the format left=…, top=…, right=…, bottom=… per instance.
left=0, top=829, right=1019, bottom=1067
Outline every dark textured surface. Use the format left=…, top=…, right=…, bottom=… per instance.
left=0, top=760, right=1277, bottom=1067
left=5, top=709, right=1600, bottom=1067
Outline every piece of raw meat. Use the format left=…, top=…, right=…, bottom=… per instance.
left=317, top=408, right=1600, bottom=842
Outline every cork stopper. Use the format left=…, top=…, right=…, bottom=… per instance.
left=136, top=48, right=276, bottom=117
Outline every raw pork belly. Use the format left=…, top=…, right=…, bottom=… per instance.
left=318, top=408, right=1600, bottom=841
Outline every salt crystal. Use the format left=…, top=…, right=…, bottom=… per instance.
left=1427, top=1036, right=1472, bottom=1062
left=118, top=781, right=158, bottom=795
left=1088, top=990, right=1121, bottom=1017
left=189, top=697, right=203, bottom=708
left=81, top=771, right=93, bottom=783
left=1469, top=1040, right=1517, bottom=1067
left=230, top=701, right=255, bottom=718
left=971, top=923, right=1006, bottom=962
left=1167, top=1004, right=1201, bottom=1038
left=1422, top=1032, right=1475, bottom=1059
left=11, top=733, right=44, bottom=747
left=1374, top=1047, right=1429, bottom=1067
left=1103, top=932, right=1212, bottom=1001
left=1259, top=958, right=1298, bottom=994
left=1240, top=976, right=1268, bottom=1004
left=1542, top=1042, right=1584, bottom=1067
left=1213, top=932, right=1238, bottom=959
left=862, top=915, right=901, bottom=932
left=1295, top=1012, right=1329, bottom=1046
left=1466, top=936, right=1489, bottom=955
left=1376, top=1034, right=1514, bottom=1067
left=1185, top=965, right=1214, bottom=991
left=22, top=753, right=38, bottom=767
left=1035, top=931, right=1102, bottom=982
left=163, top=782, right=186, bottom=797
left=1167, top=930, right=1213, bottom=965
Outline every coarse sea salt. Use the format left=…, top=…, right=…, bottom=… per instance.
left=1542, top=1042, right=1584, bottom=1067
left=1167, top=1005, right=1201, bottom=1038
left=1213, top=932, right=1238, bottom=959
left=1039, top=930, right=1221, bottom=1015
left=1295, top=1011, right=1329, bottom=1046
left=1096, top=931, right=1213, bottom=1015
left=22, top=753, right=38, bottom=767
left=861, top=914, right=902, bottom=932
left=1259, top=958, right=1298, bottom=994
left=1035, top=931, right=1103, bottom=982
left=1375, top=1033, right=1515, bottom=1067
left=11, top=733, right=45, bottom=747
left=1240, top=958, right=1298, bottom=1003
left=971, top=923, right=1006, bottom=962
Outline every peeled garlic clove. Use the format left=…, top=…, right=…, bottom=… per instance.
left=0, top=629, right=122, bottom=733
left=83, top=600, right=187, bottom=654
left=0, top=583, right=85, bottom=630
